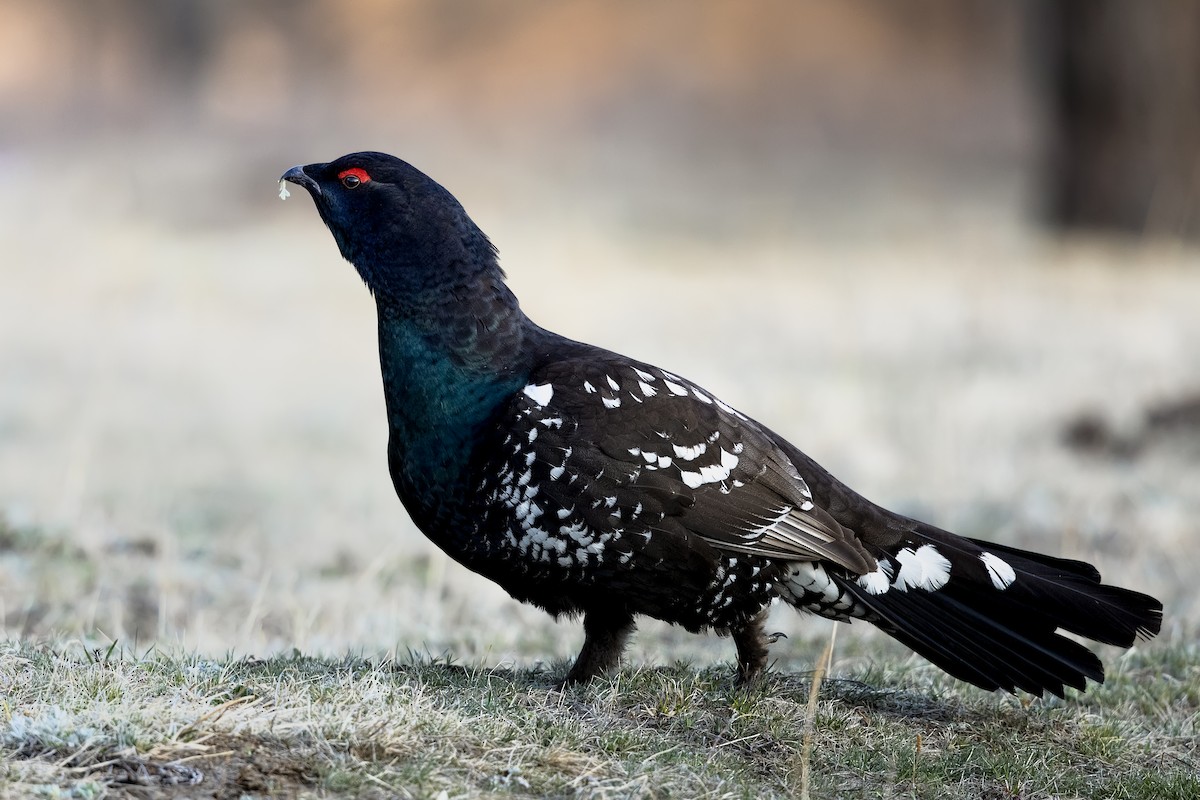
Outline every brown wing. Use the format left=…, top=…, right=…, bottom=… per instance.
left=517, top=355, right=877, bottom=575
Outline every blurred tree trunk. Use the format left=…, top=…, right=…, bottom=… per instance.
left=1041, top=0, right=1200, bottom=237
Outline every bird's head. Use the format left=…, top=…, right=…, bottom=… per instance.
left=281, top=152, right=501, bottom=302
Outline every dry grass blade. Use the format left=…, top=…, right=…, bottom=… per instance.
left=798, top=622, right=837, bottom=800
left=174, top=693, right=262, bottom=741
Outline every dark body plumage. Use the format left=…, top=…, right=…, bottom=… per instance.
left=282, top=153, right=1162, bottom=697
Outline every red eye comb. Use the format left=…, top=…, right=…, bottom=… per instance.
left=338, top=168, right=371, bottom=183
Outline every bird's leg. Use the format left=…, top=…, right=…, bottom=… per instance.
left=559, top=609, right=636, bottom=686
left=733, top=610, right=772, bottom=684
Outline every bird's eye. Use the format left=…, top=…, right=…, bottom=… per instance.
left=337, top=167, right=371, bottom=189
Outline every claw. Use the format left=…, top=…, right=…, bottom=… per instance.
left=767, top=631, right=788, bottom=644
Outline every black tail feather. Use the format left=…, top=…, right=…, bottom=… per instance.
left=831, top=525, right=1163, bottom=698
left=960, top=537, right=1162, bottom=647
left=841, top=576, right=1103, bottom=696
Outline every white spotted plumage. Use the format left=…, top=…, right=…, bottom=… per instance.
left=522, top=383, right=554, bottom=407
left=678, top=447, right=740, bottom=489
left=893, top=544, right=952, bottom=592
left=980, top=552, right=1017, bottom=590
left=483, top=355, right=1147, bottom=694
left=857, top=558, right=894, bottom=595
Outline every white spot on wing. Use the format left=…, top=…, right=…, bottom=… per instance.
left=663, top=379, right=689, bottom=396
left=638, top=381, right=657, bottom=397
left=606, top=375, right=620, bottom=391
left=893, top=545, right=951, bottom=592
left=633, top=368, right=656, bottom=382
left=672, top=442, right=707, bottom=460
left=583, top=380, right=597, bottom=394
left=678, top=449, right=739, bottom=489
left=602, top=396, right=621, bottom=409
left=523, top=383, right=554, bottom=407
left=980, top=552, right=1017, bottom=589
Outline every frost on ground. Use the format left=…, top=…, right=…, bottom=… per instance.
left=0, top=640, right=1196, bottom=800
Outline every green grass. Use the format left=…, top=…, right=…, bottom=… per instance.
left=1, top=640, right=1196, bottom=799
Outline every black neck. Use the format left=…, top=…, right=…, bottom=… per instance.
left=375, top=273, right=531, bottom=497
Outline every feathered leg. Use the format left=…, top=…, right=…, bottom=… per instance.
left=560, top=609, right=636, bottom=685
left=733, top=610, right=771, bottom=684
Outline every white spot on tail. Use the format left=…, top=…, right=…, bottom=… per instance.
left=980, top=552, right=1017, bottom=590
left=893, top=545, right=951, bottom=592
left=857, top=558, right=893, bottom=595
left=523, top=383, right=554, bottom=407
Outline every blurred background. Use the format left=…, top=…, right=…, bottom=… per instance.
left=1, top=0, right=1196, bottom=674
